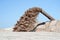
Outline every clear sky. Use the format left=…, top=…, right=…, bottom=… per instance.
left=0, top=0, right=60, bottom=28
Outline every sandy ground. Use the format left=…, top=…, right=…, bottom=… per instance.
left=0, top=32, right=60, bottom=40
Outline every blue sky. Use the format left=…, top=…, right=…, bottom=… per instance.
left=0, top=0, right=60, bottom=28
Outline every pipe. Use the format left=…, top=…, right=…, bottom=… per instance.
left=41, top=9, right=55, bottom=21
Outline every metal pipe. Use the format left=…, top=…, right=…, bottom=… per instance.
left=41, top=9, right=55, bottom=21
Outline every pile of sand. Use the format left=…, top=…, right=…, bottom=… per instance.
left=0, top=20, right=60, bottom=33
